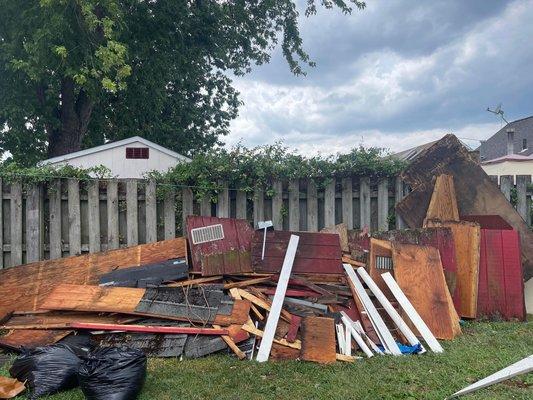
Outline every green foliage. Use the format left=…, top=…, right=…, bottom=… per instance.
left=146, top=143, right=406, bottom=199
left=0, top=0, right=366, bottom=164
left=0, top=162, right=111, bottom=185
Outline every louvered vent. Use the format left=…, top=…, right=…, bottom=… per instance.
left=375, top=256, right=393, bottom=270
left=190, top=224, right=224, bottom=245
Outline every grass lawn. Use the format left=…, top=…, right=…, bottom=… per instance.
left=1, top=320, right=532, bottom=399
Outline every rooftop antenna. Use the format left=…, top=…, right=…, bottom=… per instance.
left=487, top=103, right=509, bottom=124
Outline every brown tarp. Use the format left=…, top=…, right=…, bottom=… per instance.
left=396, top=134, right=533, bottom=279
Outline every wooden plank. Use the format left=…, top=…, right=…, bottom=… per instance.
left=126, top=179, right=138, bottom=246
left=253, top=187, right=264, bottom=228
left=26, top=184, right=42, bottom=262
left=49, top=179, right=62, bottom=260
left=377, top=179, right=389, bottom=231
left=449, top=355, right=533, bottom=398
left=164, top=188, right=176, bottom=240
left=0, top=329, right=71, bottom=351
left=391, top=243, right=461, bottom=340
left=0, top=179, right=3, bottom=268
left=200, top=196, right=211, bottom=217
left=424, top=174, right=459, bottom=224
left=0, top=237, right=187, bottom=320
left=307, top=180, right=318, bottom=232
left=256, top=235, right=299, bottom=362
left=272, top=180, right=283, bottom=230
left=381, top=272, right=444, bottom=353
left=68, top=322, right=228, bottom=335
left=236, top=190, right=247, bottom=220
left=217, top=182, right=229, bottom=218
left=341, top=178, right=353, bottom=230
left=242, top=320, right=301, bottom=350
left=516, top=175, right=531, bottom=223
left=213, top=324, right=246, bottom=360
left=288, top=179, right=300, bottom=231
left=359, top=177, right=371, bottom=230
left=10, top=182, right=22, bottom=266
left=425, top=220, right=480, bottom=318
left=340, top=312, right=373, bottom=358
left=182, top=187, right=194, bottom=233
left=357, top=267, right=424, bottom=350
left=343, top=263, right=402, bottom=355
left=324, top=180, right=335, bottom=228
left=145, top=180, right=157, bottom=243
left=68, top=179, right=81, bottom=256
left=499, top=175, right=512, bottom=201
left=106, top=180, right=119, bottom=250
left=395, top=176, right=405, bottom=229
left=301, top=316, right=336, bottom=364
left=88, top=180, right=101, bottom=253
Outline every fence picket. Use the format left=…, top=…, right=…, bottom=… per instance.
left=289, top=180, right=300, bottom=231
left=182, top=187, right=194, bottom=232
left=126, top=180, right=139, bottom=246
left=0, top=179, right=3, bottom=268
left=145, top=180, right=157, bottom=243
left=200, top=196, right=211, bottom=217
left=253, top=187, right=264, bottom=229
left=10, top=182, right=22, bottom=266
left=500, top=175, right=512, bottom=201
left=26, top=185, right=42, bottom=263
left=307, top=180, right=318, bottom=232
left=88, top=180, right=101, bottom=253
left=516, top=175, right=531, bottom=223
left=49, top=180, right=62, bottom=259
left=324, top=180, right=335, bottom=228
left=272, top=180, right=283, bottom=230
left=68, top=180, right=81, bottom=256
left=217, top=182, right=229, bottom=218
left=378, top=179, right=389, bottom=231
left=395, top=177, right=405, bottom=229
left=107, top=180, right=119, bottom=250
left=360, top=177, right=371, bottom=230
left=164, top=188, right=176, bottom=239
left=342, top=178, right=353, bottom=230
left=236, top=190, right=247, bottom=220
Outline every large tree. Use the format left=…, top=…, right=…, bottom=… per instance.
left=0, top=0, right=365, bottom=165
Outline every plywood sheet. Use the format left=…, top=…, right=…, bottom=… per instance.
left=477, top=229, right=526, bottom=320
left=423, top=174, right=459, bottom=224
left=187, top=216, right=254, bottom=276
left=252, top=231, right=342, bottom=274
left=368, top=238, right=394, bottom=299
left=425, top=221, right=480, bottom=318
left=301, top=316, right=336, bottom=363
left=2, top=311, right=128, bottom=329
left=0, top=238, right=187, bottom=320
left=392, top=243, right=461, bottom=340
left=0, top=329, right=71, bottom=351
left=321, top=223, right=349, bottom=253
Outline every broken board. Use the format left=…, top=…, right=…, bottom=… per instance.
left=423, top=174, right=460, bottom=224
left=252, top=231, right=342, bottom=274
left=391, top=243, right=461, bottom=340
left=0, top=238, right=187, bottom=321
left=301, top=316, right=336, bottom=364
left=425, top=220, right=480, bottom=319
left=0, top=330, right=71, bottom=351
left=187, top=216, right=254, bottom=276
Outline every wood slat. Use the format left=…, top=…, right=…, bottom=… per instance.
left=359, top=177, right=371, bottom=230
left=164, top=188, right=176, bottom=240
left=49, top=179, right=62, bottom=260
left=145, top=180, right=157, bottom=243
left=10, top=182, right=22, bottom=266
left=324, top=180, right=335, bottom=228
left=106, top=180, right=119, bottom=250
left=289, top=179, right=300, bottom=231
left=200, top=196, right=211, bottom=217
left=377, top=179, right=389, bottom=231
left=272, top=180, right=283, bottom=230
left=217, top=182, right=229, bottom=218
left=26, top=184, right=41, bottom=263
left=516, top=175, right=531, bottom=223
left=306, top=180, right=318, bottom=232
left=182, top=187, right=194, bottom=233
left=395, top=176, right=405, bottom=229
left=88, top=180, right=101, bottom=253
left=236, top=190, right=247, bottom=220
left=253, top=187, right=264, bottom=228
left=126, top=179, right=138, bottom=246
left=68, top=179, right=81, bottom=256
left=341, top=178, right=353, bottom=230
left=499, top=175, right=512, bottom=201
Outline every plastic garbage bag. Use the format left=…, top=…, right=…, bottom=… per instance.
left=78, top=347, right=146, bottom=400
left=9, top=344, right=82, bottom=399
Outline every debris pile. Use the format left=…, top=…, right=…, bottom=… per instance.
left=0, top=135, right=527, bottom=398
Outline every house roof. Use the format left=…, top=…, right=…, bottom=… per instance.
left=41, top=136, right=191, bottom=165
left=481, top=153, right=533, bottom=165
left=477, top=116, right=533, bottom=161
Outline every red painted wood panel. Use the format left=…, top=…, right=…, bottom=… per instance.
left=252, top=231, right=342, bottom=274
left=477, top=228, right=525, bottom=320
left=461, top=215, right=513, bottom=230
left=186, top=216, right=254, bottom=276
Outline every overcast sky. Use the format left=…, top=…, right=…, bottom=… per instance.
left=226, top=0, right=533, bottom=155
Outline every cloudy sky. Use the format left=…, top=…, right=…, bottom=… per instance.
left=226, top=0, right=533, bottom=155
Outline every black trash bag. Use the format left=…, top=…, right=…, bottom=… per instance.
left=78, top=346, right=147, bottom=400
left=9, top=343, right=82, bottom=399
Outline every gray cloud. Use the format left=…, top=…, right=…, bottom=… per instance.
left=227, top=0, right=533, bottom=154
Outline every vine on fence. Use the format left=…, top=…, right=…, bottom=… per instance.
left=0, top=143, right=406, bottom=199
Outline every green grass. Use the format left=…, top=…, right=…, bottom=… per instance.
left=1, top=320, right=532, bottom=399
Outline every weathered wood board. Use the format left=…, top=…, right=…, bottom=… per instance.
left=425, top=220, right=480, bottom=318
left=423, top=174, right=459, bottom=224
left=0, top=238, right=187, bottom=320
left=368, top=238, right=394, bottom=300
left=391, top=243, right=461, bottom=340
left=395, top=134, right=533, bottom=280
left=0, top=329, right=71, bottom=351
left=301, top=316, right=336, bottom=364
left=252, top=231, right=342, bottom=274
left=187, top=216, right=254, bottom=276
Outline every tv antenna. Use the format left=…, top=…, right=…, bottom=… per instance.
left=487, top=103, right=509, bottom=124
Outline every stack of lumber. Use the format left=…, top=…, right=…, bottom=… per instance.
left=0, top=214, right=467, bottom=363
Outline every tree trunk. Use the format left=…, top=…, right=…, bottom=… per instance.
left=48, top=78, right=94, bottom=157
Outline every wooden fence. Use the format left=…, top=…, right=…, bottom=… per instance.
left=0, top=174, right=531, bottom=268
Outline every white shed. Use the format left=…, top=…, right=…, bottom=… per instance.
left=40, top=136, right=190, bottom=178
